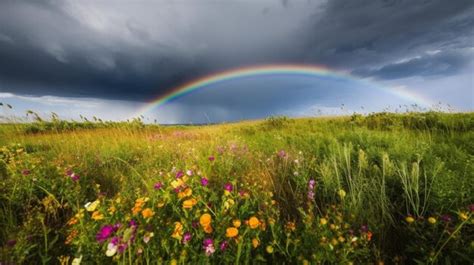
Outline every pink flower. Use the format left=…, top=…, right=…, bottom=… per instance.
left=21, top=169, right=30, bottom=176
left=182, top=232, right=192, bottom=244
left=96, top=225, right=116, bottom=243
left=220, top=240, right=229, bottom=251
left=70, top=173, right=80, bottom=182
left=153, top=182, right=163, bottom=190
left=203, top=238, right=215, bottom=256
left=277, top=150, right=287, bottom=158
left=201, top=177, right=209, bottom=186
left=208, top=156, right=215, bottom=162
left=224, top=183, right=233, bottom=192
left=176, top=170, right=184, bottom=179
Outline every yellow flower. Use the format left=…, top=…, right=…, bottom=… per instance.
left=223, top=199, right=235, bottom=210
left=248, top=216, right=260, bottom=229
left=405, top=216, right=415, bottom=223
left=233, top=219, right=241, bottom=228
left=266, top=245, right=274, bottom=254
left=319, top=218, right=328, bottom=225
left=252, top=238, right=260, bottom=248
left=200, top=213, right=212, bottom=227
left=285, top=221, right=296, bottom=232
left=135, top=197, right=149, bottom=204
left=171, top=222, right=183, bottom=240
left=108, top=206, right=116, bottom=215
left=91, top=211, right=104, bottom=220
left=427, top=217, right=437, bottom=224
left=182, top=198, right=197, bottom=209
left=171, top=179, right=185, bottom=189
left=85, top=200, right=100, bottom=212
left=225, top=227, right=239, bottom=238
left=459, top=211, right=468, bottom=221
left=170, top=258, right=178, bottom=265
left=338, top=189, right=346, bottom=199
left=141, top=208, right=154, bottom=219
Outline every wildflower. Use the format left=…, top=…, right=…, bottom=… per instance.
left=469, top=204, right=474, bottom=213
left=176, top=170, right=184, bottom=179
left=277, top=150, right=287, bottom=158
left=223, top=198, right=235, bottom=210
left=65, top=230, right=78, bottom=244
left=226, top=227, right=239, bottom=238
left=203, top=238, right=215, bottom=256
left=92, top=211, right=104, bottom=221
left=141, top=208, right=154, bottom=219
left=200, top=213, right=212, bottom=227
left=203, top=225, right=213, bottom=234
left=248, top=216, right=260, bottom=229
left=201, top=177, right=209, bottom=186
left=224, top=183, right=233, bottom=193
left=441, top=214, right=452, bottom=223
left=178, top=188, right=193, bottom=199
left=186, top=170, right=193, bottom=176
left=106, top=241, right=118, bottom=257
left=266, top=245, right=274, bottom=254
left=338, top=189, right=346, bottom=199
left=459, top=211, right=469, bottom=221
left=233, top=219, right=241, bottom=228
left=21, top=169, right=30, bottom=175
left=285, top=221, right=296, bottom=232
left=108, top=206, right=116, bottom=215
left=182, top=232, right=192, bottom=244
left=6, top=239, right=17, bottom=247
left=220, top=240, right=229, bottom=251
left=367, top=231, right=373, bottom=241
left=319, top=218, right=328, bottom=225
left=85, top=200, right=100, bottom=212
left=306, top=179, right=316, bottom=200
left=252, top=238, right=260, bottom=248
left=171, top=222, right=184, bottom=240
left=96, top=225, right=116, bottom=243
left=143, top=232, right=154, bottom=244
left=183, top=198, right=198, bottom=209
left=360, top=224, right=368, bottom=233
left=208, top=156, right=215, bottom=162
left=153, top=182, right=163, bottom=190
left=71, top=256, right=82, bottom=265
left=428, top=217, right=437, bottom=224
left=405, top=216, right=415, bottom=224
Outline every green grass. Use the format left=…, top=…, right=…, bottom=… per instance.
left=0, top=112, right=473, bottom=264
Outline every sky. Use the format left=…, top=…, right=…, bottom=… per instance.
left=0, top=0, right=473, bottom=123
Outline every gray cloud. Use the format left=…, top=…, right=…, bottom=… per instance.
left=0, top=0, right=473, bottom=122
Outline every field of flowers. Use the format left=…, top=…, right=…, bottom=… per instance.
left=0, top=112, right=473, bottom=264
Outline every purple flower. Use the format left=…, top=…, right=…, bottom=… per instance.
left=96, top=225, right=116, bottom=243
left=70, top=173, right=80, bottom=182
left=307, top=179, right=316, bottom=200
left=201, top=177, right=209, bottom=186
left=65, top=169, right=73, bottom=176
left=21, top=169, right=30, bottom=176
left=468, top=204, right=474, bottom=213
left=208, top=155, right=215, bottom=162
left=6, top=239, right=17, bottom=247
left=203, top=238, right=215, bottom=256
left=176, top=170, right=184, bottom=179
left=360, top=224, right=369, bottom=233
left=220, top=240, right=229, bottom=251
left=441, top=214, right=452, bottom=223
left=224, top=183, right=233, bottom=192
left=153, top=182, right=163, bottom=190
left=182, top=232, right=192, bottom=244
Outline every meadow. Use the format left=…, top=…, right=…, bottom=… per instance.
left=0, top=112, right=473, bottom=264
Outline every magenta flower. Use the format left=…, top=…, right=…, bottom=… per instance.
left=468, top=204, right=474, bottom=213
left=176, top=170, right=184, bottom=179
left=224, top=183, right=233, bottom=192
left=220, top=240, right=229, bottom=251
left=307, top=179, right=315, bottom=200
left=96, top=225, right=116, bottom=243
left=21, top=169, right=30, bottom=176
left=203, top=238, right=215, bottom=256
left=441, top=214, right=453, bottom=223
left=70, top=173, right=80, bottom=182
left=153, top=182, right=163, bottom=190
left=201, top=177, right=209, bottom=186
left=182, top=232, right=192, bottom=244
left=208, top=156, right=215, bottom=162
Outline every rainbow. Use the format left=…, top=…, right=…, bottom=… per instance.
left=135, top=64, right=434, bottom=117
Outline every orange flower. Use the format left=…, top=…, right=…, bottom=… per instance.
left=67, top=217, right=78, bottom=226
left=171, top=222, right=183, bottom=240
left=252, top=238, right=260, bottom=248
left=226, top=227, right=239, bottom=238
left=248, top=216, right=260, bottom=229
left=141, top=208, right=154, bottom=219
left=178, top=188, right=193, bottom=199
left=91, top=211, right=104, bottom=221
left=367, top=231, right=373, bottom=241
left=182, top=198, right=197, bottom=209
left=200, top=213, right=212, bottom=227
left=203, top=225, right=213, bottom=234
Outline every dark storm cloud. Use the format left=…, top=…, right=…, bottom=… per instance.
left=0, top=0, right=473, bottom=102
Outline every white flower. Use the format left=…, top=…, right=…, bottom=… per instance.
left=205, top=245, right=215, bottom=256
left=72, top=255, right=83, bottom=265
left=186, top=170, right=193, bottom=176
left=106, top=243, right=117, bottom=257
